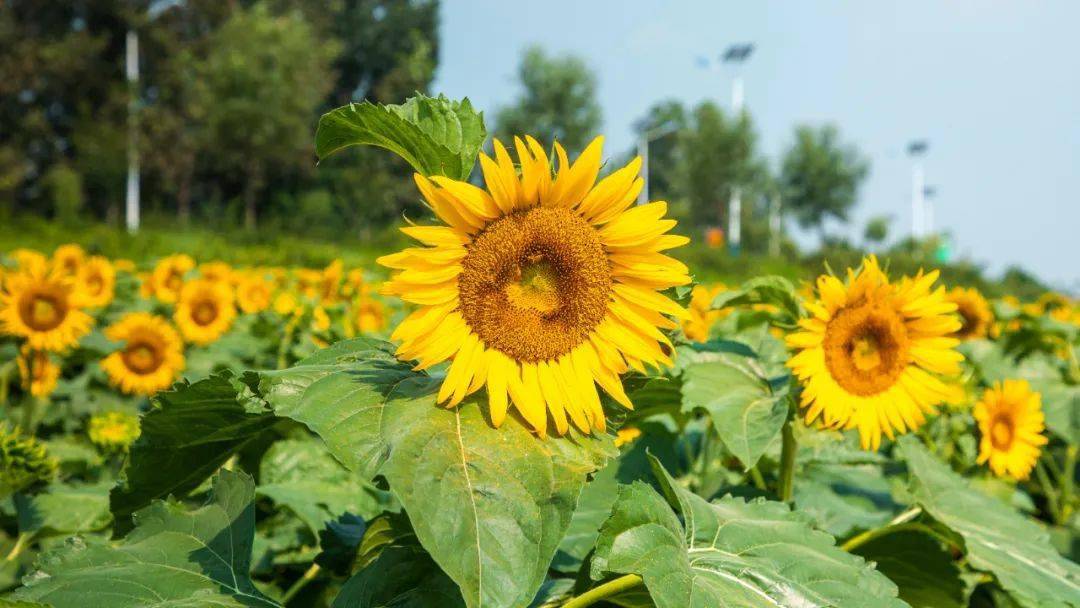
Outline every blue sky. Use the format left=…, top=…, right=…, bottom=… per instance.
left=433, top=1, right=1079, bottom=290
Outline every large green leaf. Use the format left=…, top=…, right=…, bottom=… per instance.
left=109, top=372, right=278, bottom=533
left=681, top=358, right=789, bottom=470
left=899, top=436, right=1080, bottom=608
left=257, top=338, right=617, bottom=608
left=331, top=545, right=464, bottom=608
left=551, top=458, right=620, bottom=573
left=793, top=463, right=897, bottom=538
left=315, top=94, right=485, bottom=181
left=15, top=482, right=111, bottom=537
left=9, top=471, right=280, bottom=607
left=850, top=529, right=966, bottom=608
left=590, top=455, right=907, bottom=608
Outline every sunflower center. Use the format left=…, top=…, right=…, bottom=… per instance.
left=85, top=275, right=104, bottom=296
left=21, top=292, right=67, bottom=331
left=122, top=341, right=163, bottom=375
left=458, top=206, right=611, bottom=362
left=823, top=299, right=909, bottom=396
left=990, top=416, right=1014, bottom=450
left=166, top=272, right=183, bottom=294
left=192, top=301, right=218, bottom=326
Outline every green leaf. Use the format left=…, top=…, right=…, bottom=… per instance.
left=315, top=512, right=366, bottom=575
left=1031, top=380, right=1079, bottom=445
left=681, top=358, right=789, bottom=470
left=590, top=455, right=907, bottom=608
left=331, top=545, right=464, bottom=608
left=898, top=435, right=1080, bottom=608
left=711, top=275, right=802, bottom=321
left=109, top=372, right=278, bottom=533
left=10, top=470, right=280, bottom=607
left=849, top=529, right=966, bottom=608
left=551, top=458, right=620, bottom=573
left=793, top=463, right=898, bottom=538
left=257, top=338, right=617, bottom=608
left=316, top=94, right=485, bottom=181
left=15, top=481, right=111, bottom=537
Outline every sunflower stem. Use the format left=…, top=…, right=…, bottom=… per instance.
left=748, top=466, right=767, bottom=491
left=777, top=403, right=798, bottom=503
left=1058, top=445, right=1077, bottom=525
left=281, top=562, right=320, bottom=605
left=0, top=360, right=13, bottom=408
left=1035, top=459, right=1061, bottom=523
left=4, top=532, right=32, bottom=563
left=276, top=317, right=299, bottom=369
left=560, top=574, right=643, bottom=608
left=840, top=507, right=924, bottom=552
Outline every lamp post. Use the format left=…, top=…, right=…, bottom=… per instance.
left=907, top=139, right=929, bottom=239
left=923, top=185, right=938, bottom=235
left=636, top=122, right=679, bottom=206
left=722, top=43, right=754, bottom=255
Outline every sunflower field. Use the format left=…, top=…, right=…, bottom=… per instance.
left=1, top=94, right=1078, bottom=608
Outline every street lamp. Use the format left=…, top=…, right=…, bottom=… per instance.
left=922, top=185, right=938, bottom=235
left=907, top=139, right=929, bottom=239
left=636, top=121, right=679, bottom=206
left=722, top=43, right=753, bottom=254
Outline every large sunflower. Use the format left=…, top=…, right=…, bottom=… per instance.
left=75, top=255, right=116, bottom=308
left=101, top=312, right=185, bottom=395
left=786, top=256, right=964, bottom=450
left=150, top=254, right=195, bottom=304
left=17, top=347, right=60, bottom=397
left=174, top=279, right=236, bottom=345
left=379, top=136, right=689, bottom=437
left=947, top=287, right=992, bottom=340
left=974, top=379, right=1047, bottom=480
left=0, top=264, right=92, bottom=351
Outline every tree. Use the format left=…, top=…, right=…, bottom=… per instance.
left=634, top=100, right=686, bottom=204
left=779, top=124, right=869, bottom=236
left=190, top=4, right=337, bottom=230
left=864, top=215, right=891, bottom=246
left=495, top=46, right=601, bottom=153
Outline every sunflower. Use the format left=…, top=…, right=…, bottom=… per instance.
left=75, top=255, right=116, bottom=308
left=379, top=136, right=689, bottom=437
left=101, top=312, right=185, bottom=395
left=614, top=426, right=642, bottom=447
left=319, top=260, right=344, bottom=304
left=17, top=347, right=60, bottom=397
left=87, top=411, right=141, bottom=452
left=350, top=292, right=387, bottom=334
left=0, top=264, right=93, bottom=351
left=52, top=244, right=85, bottom=276
left=236, top=274, right=274, bottom=314
left=974, top=379, right=1047, bottom=480
left=10, top=248, right=47, bottom=271
left=150, top=254, right=195, bottom=304
left=273, top=291, right=300, bottom=316
left=947, top=287, right=992, bottom=340
left=199, top=261, right=234, bottom=285
left=114, top=258, right=136, bottom=273
left=174, top=279, right=236, bottom=345
left=786, top=256, right=964, bottom=450
left=682, top=283, right=728, bottom=342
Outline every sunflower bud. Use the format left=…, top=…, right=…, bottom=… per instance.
left=0, top=423, right=57, bottom=498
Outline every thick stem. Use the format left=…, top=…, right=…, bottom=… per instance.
left=561, top=574, right=643, bottom=608
left=281, top=563, right=320, bottom=605
left=777, top=407, right=798, bottom=503
left=1036, top=459, right=1062, bottom=523
left=748, top=466, right=767, bottom=491
left=840, top=506, right=922, bottom=552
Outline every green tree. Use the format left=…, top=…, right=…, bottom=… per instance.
left=864, top=215, right=891, bottom=246
left=190, top=4, right=337, bottom=230
left=779, top=124, right=869, bottom=236
left=495, top=45, right=601, bottom=153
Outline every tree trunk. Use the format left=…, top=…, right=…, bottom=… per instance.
left=244, top=164, right=263, bottom=232
left=177, top=174, right=192, bottom=226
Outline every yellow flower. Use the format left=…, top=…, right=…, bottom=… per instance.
left=0, top=264, right=93, bottom=351
left=17, top=347, right=60, bottom=397
left=199, top=261, right=234, bottom=285
left=101, top=312, right=185, bottom=395
left=75, top=255, right=116, bottom=308
left=52, top=243, right=85, bottom=276
left=379, top=136, right=689, bottom=437
left=87, top=411, right=141, bottom=452
left=343, top=268, right=366, bottom=297
left=947, top=287, right=992, bottom=340
left=295, top=268, right=323, bottom=299
left=351, top=293, right=387, bottom=334
left=150, top=254, right=195, bottom=304
left=974, top=380, right=1047, bottom=480
left=786, top=256, right=964, bottom=450
left=273, top=291, right=300, bottom=316
left=682, top=284, right=727, bottom=342
left=114, top=258, right=136, bottom=273
left=614, top=426, right=642, bottom=447
left=174, top=279, right=236, bottom=345
left=312, top=305, right=331, bottom=332
left=319, top=260, right=344, bottom=303
left=11, top=248, right=48, bottom=272
left=236, top=274, right=275, bottom=314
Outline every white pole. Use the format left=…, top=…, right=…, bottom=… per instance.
left=769, top=194, right=781, bottom=257
left=125, top=30, right=140, bottom=233
left=636, top=134, right=649, bottom=206
left=925, top=196, right=934, bottom=236
left=911, top=161, right=924, bottom=239
left=729, top=74, right=744, bottom=253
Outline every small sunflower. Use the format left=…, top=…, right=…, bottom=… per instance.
left=52, top=243, right=85, bottom=276
left=11, top=248, right=48, bottom=271
left=199, top=261, right=234, bottom=285
left=151, top=254, right=195, bottom=304
left=114, top=258, right=137, bottom=273
left=379, top=136, right=689, bottom=437
left=273, top=291, right=300, bottom=316
left=682, top=283, right=728, bottom=342
left=87, top=411, right=141, bottom=452
left=974, top=379, right=1047, bottom=480
left=312, top=305, right=331, bottom=332
left=236, top=274, right=274, bottom=314
left=351, top=293, right=387, bottom=334
left=786, top=256, right=964, bottom=450
left=101, top=312, right=185, bottom=395
left=614, top=426, right=642, bottom=447
left=319, top=260, right=344, bottom=304
left=0, top=264, right=93, bottom=351
left=17, top=347, right=60, bottom=397
left=174, top=279, right=236, bottom=345
left=75, top=255, right=116, bottom=308
left=947, top=287, right=992, bottom=340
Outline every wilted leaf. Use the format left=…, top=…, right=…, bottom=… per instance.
left=10, top=471, right=280, bottom=607
left=899, top=436, right=1080, bottom=608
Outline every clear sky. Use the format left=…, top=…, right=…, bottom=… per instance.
left=433, top=0, right=1079, bottom=290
